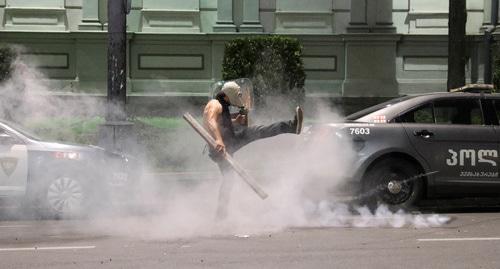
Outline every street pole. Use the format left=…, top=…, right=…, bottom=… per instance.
left=447, top=0, right=467, bottom=91
left=107, top=0, right=127, bottom=121
left=99, top=0, right=135, bottom=153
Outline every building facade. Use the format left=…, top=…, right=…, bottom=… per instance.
left=0, top=0, right=499, bottom=112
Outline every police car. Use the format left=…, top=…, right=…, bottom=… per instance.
left=0, top=120, right=136, bottom=218
left=308, top=84, right=500, bottom=209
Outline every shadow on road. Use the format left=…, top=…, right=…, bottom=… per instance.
left=418, top=198, right=500, bottom=214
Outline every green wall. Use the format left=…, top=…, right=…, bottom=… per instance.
left=0, top=0, right=496, bottom=102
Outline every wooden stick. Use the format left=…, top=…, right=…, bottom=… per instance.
left=183, top=113, right=268, bottom=200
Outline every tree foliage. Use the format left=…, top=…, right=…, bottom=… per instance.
left=494, top=44, right=500, bottom=90
left=0, top=46, right=16, bottom=83
left=222, top=36, right=306, bottom=108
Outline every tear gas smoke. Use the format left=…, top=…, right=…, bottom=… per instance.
left=0, top=47, right=451, bottom=238
left=0, top=46, right=105, bottom=124
left=85, top=97, right=451, bottom=239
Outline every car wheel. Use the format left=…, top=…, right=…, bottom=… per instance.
left=43, top=176, right=87, bottom=218
left=362, top=158, right=423, bottom=211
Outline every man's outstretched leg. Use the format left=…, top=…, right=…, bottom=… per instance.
left=233, top=106, right=303, bottom=151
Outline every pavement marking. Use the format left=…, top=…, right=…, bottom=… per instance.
left=418, top=237, right=500, bottom=242
left=0, top=225, right=31, bottom=228
left=0, top=186, right=24, bottom=191
left=0, top=246, right=96, bottom=252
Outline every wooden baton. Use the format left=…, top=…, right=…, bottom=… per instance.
left=183, top=112, right=268, bottom=200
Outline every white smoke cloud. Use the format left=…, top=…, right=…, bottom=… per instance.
left=0, top=46, right=451, bottom=239
left=0, top=46, right=105, bottom=125
left=82, top=100, right=451, bottom=240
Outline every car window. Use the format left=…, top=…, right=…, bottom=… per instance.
left=434, top=99, right=483, bottom=125
left=481, top=99, right=498, bottom=125
left=397, top=103, right=434, bottom=123
left=491, top=99, right=500, bottom=125
left=0, top=120, right=41, bottom=141
left=0, top=127, right=22, bottom=145
left=397, top=98, right=484, bottom=125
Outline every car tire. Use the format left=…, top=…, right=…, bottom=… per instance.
left=39, top=174, right=89, bottom=219
left=361, top=158, right=423, bottom=212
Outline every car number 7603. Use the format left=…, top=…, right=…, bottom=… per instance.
left=350, top=128, right=370, bottom=135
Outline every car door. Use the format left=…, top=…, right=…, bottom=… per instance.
left=400, top=97, right=499, bottom=197
left=487, top=97, right=500, bottom=190
left=0, top=127, right=28, bottom=197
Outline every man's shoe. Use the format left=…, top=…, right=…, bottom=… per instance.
left=293, top=106, right=303, bottom=134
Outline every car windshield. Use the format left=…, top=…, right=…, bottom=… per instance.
left=345, top=96, right=415, bottom=122
left=0, top=120, right=42, bottom=141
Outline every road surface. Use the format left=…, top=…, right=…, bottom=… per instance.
left=0, top=209, right=499, bottom=268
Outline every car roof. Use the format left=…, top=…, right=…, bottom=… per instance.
left=403, top=91, right=500, bottom=106
left=347, top=91, right=500, bottom=122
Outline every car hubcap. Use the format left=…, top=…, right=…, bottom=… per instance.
left=47, top=177, right=84, bottom=214
left=387, top=180, right=402, bottom=194
left=380, top=173, right=412, bottom=205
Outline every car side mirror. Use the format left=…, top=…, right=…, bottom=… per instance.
left=0, top=133, right=17, bottom=145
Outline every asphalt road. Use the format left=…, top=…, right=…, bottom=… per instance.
left=1, top=209, right=500, bottom=269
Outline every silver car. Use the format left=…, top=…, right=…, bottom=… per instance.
left=0, top=120, right=137, bottom=218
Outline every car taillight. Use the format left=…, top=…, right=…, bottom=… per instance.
left=53, top=151, right=80, bottom=160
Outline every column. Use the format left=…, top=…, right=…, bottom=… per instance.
left=99, top=0, right=108, bottom=25
left=348, top=0, right=394, bottom=33
left=483, top=0, right=493, bottom=29
left=491, top=0, right=500, bottom=33
left=483, top=0, right=500, bottom=32
left=495, top=0, right=500, bottom=32
left=213, top=0, right=237, bottom=32
left=239, top=0, right=263, bottom=32
left=374, top=0, right=396, bottom=33
left=79, top=0, right=102, bottom=30
left=347, top=0, right=369, bottom=32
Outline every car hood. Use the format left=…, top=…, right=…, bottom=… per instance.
left=305, top=122, right=375, bottom=134
left=27, top=141, right=136, bottom=164
left=28, top=141, right=103, bottom=153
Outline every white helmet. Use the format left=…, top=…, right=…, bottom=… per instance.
left=221, top=81, right=244, bottom=107
left=211, top=78, right=254, bottom=110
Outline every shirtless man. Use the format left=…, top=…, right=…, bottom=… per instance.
left=203, top=81, right=303, bottom=218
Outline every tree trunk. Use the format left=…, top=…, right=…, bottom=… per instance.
left=447, top=0, right=467, bottom=91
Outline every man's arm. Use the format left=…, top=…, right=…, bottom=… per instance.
left=203, top=100, right=225, bottom=154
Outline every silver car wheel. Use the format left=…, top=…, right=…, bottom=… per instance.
left=46, top=177, right=84, bottom=215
